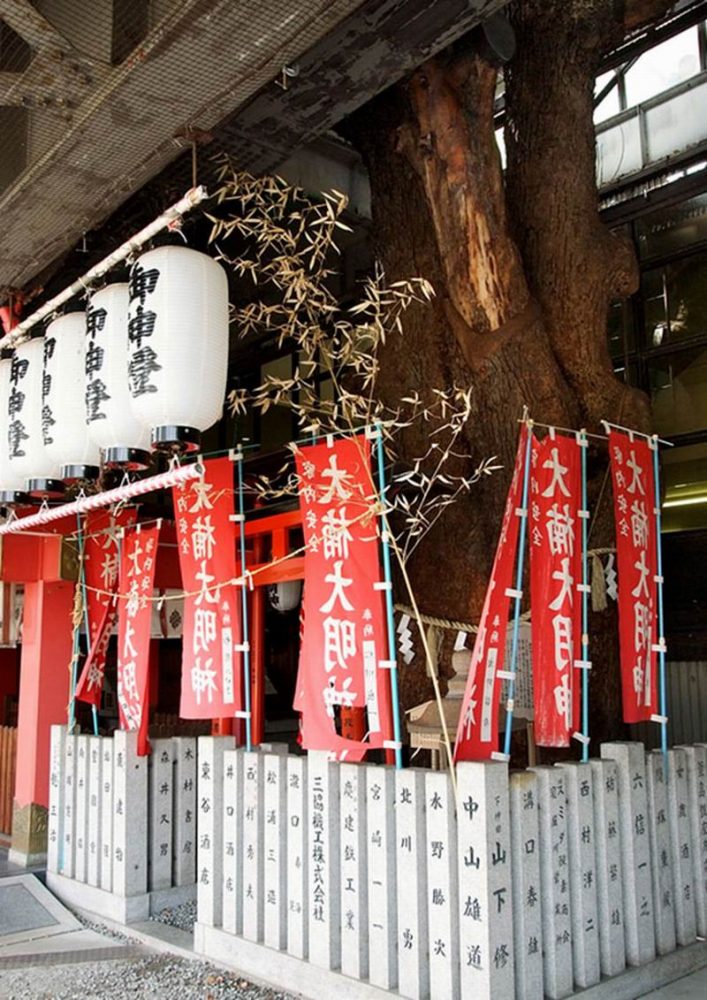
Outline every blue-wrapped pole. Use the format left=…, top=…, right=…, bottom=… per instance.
left=502, top=422, right=533, bottom=760
left=578, top=431, right=590, bottom=762
left=651, top=436, right=668, bottom=763
left=374, top=423, right=403, bottom=769
left=234, top=446, right=253, bottom=751
left=68, top=614, right=80, bottom=731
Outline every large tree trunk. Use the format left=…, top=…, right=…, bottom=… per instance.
left=344, top=0, right=670, bottom=747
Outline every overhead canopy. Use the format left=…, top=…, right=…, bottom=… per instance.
left=0, top=0, right=507, bottom=297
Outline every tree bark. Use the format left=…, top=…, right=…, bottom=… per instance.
left=343, top=0, right=671, bottom=744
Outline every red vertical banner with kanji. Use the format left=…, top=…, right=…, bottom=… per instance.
left=117, top=524, right=159, bottom=754
left=76, top=507, right=137, bottom=707
left=173, top=458, right=242, bottom=720
left=529, top=432, right=582, bottom=746
left=608, top=430, right=658, bottom=723
left=454, top=425, right=528, bottom=761
left=76, top=600, right=115, bottom=707
left=295, top=434, right=393, bottom=758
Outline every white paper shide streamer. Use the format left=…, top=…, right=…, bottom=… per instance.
left=86, top=283, right=151, bottom=470
left=127, top=245, right=229, bottom=452
left=44, top=312, right=101, bottom=483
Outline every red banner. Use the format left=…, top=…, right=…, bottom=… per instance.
left=173, top=457, right=242, bottom=720
left=117, top=524, right=159, bottom=753
left=609, top=430, right=658, bottom=723
left=76, top=507, right=137, bottom=706
left=454, top=425, right=528, bottom=761
left=295, top=434, right=392, bottom=758
left=75, top=598, right=117, bottom=706
left=529, top=433, right=582, bottom=746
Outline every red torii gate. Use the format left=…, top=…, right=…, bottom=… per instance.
left=214, top=505, right=366, bottom=746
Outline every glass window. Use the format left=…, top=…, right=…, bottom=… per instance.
left=636, top=193, right=707, bottom=260
left=595, top=71, right=622, bottom=124
left=259, top=354, right=294, bottom=452
left=640, top=253, right=707, bottom=348
left=624, top=26, right=700, bottom=108
left=641, top=267, right=668, bottom=348
left=608, top=298, right=635, bottom=358
left=648, top=345, right=707, bottom=436
left=319, top=377, right=334, bottom=402
left=612, top=358, right=639, bottom=385
left=664, top=254, right=707, bottom=343
left=661, top=441, right=707, bottom=532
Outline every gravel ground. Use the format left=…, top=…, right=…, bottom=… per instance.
left=73, top=912, right=132, bottom=943
left=0, top=954, right=299, bottom=999
left=0, top=909, right=297, bottom=999
left=150, top=898, right=197, bottom=933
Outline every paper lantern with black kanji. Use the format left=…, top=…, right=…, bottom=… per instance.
left=7, top=331, right=65, bottom=498
left=43, top=311, right=101, bottom=483
left=127, top=245, right=229, bottom=452
left=86, top=282, right=151, bottom=470
left=0, top=348, right=27, bottom=504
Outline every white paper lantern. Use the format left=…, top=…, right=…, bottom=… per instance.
left=7, top=332, right=65, bottom=497
left=127, top=245, right=229, bottom=452
left=86, top=283, right=151, bottom=470
left=268, top=579, right=302, bottom=613
left=0, top=349, right=27, bottom=504
left=43, top=311, right=101, bottom=482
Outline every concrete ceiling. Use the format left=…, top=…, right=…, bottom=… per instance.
left=0, top=0, right=506, bottom=297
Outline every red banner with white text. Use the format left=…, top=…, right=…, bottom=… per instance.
left=454, top=425, right=528, bottom=761
left=529, top=433, right=582, bottom=746
left=295, top=434, right=393, bottom=758
left=76, top=598, right=117, bottom=706
left=117, top=524, right=158, bottom=754
left=608, top=430, right=658, bottom=723
left=76, top=507, right=137, bottom=706
left=174, top=458, right=242, bottom=720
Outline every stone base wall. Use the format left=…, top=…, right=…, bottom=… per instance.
left=194, top=741, right=707, bottom=1000
left=46, top=725, right=197, bottom=916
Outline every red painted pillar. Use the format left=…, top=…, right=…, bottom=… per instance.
left=10, top=579, right=74, bottom=865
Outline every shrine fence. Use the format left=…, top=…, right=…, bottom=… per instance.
left=194, top=738, right=707, bottom=1000
left=46, top=727, right=197, bottom=922
left=44, top=729, right=707, bottom=998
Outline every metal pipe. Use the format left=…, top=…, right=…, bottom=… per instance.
left=518, top=417, right=607, bottom=444
left=3, top=186, right=208, bottom=348
left=234, top=446, right=253, bottom=751
left=374, top=421, right=404, bottom=769
left=579, top=430, right=590, bottom=762
left=651, top=436, right=669, bottom=764
left=601, top=419, right=673, bottom=448
left=251, top=532, right=266, bottom=746
left=0, top=462, right=202, bottom=535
